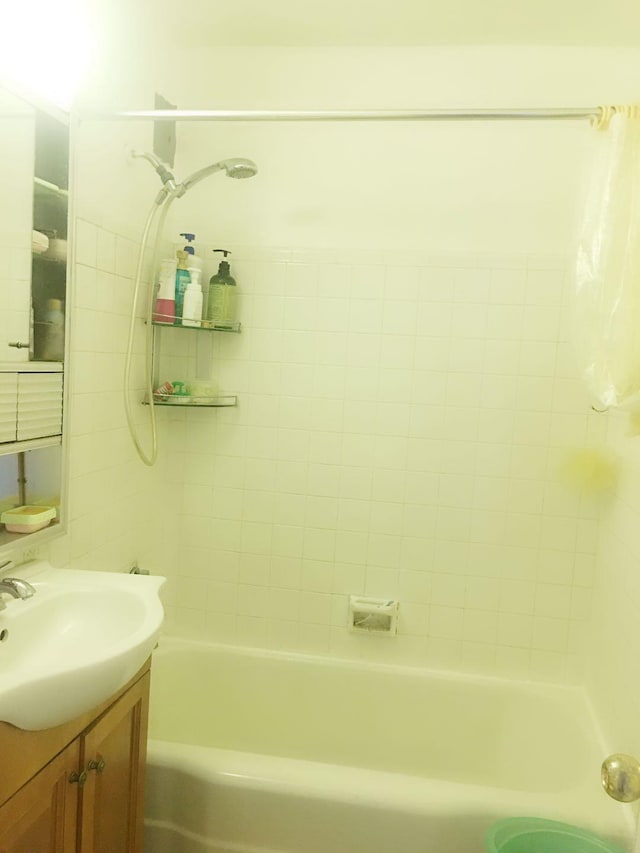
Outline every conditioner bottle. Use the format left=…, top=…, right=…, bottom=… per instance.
left=182, top=267, right=203, bottom=327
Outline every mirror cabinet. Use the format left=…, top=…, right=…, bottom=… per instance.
left=0, top=86, right=70, bottom=552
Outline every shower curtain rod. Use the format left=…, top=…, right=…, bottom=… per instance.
left=95, top=107, right=601, bottom=123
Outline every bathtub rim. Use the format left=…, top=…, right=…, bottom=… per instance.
left=145, top=738, right=636, bottom=847
left=153, top=632, right=600, bottom=704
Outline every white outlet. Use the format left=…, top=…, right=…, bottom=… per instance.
left=18, top=546, right=39, bottom=564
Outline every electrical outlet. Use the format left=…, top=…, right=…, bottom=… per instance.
left=18, top=546, right=39, bottom=564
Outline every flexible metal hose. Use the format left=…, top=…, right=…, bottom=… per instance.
left=123, top=193, right=175, bottom=466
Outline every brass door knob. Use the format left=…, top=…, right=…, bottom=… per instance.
left=601, top=753, right=640, bottom=802
left=69, top=770, right=88, bottom=787
left=88, top=757, right=106, bottom=774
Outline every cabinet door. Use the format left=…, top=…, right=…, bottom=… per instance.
left=78, top=672, right=150, bottom=853
left=0, top=374, right=18, bottom=443
left=16, top=372, right=63, bottom=440
left=0, top=89, right=34, bottom=365
left=0, top=737, right=80, bottom=853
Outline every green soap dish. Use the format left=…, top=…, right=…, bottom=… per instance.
left=486, top=818, right=627, bottom=853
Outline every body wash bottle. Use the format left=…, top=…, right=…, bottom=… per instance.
left=206, top=249, right=236, bottom=328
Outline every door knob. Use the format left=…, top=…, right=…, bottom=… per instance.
left=601, top=753, right=640, bottom=802
left=69, top=770, right=88, bottom=787
left=88, top=757, right=106, bottom=774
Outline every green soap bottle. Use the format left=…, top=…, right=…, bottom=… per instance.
left=206, top=249, right=236, bottom=328
left=174, top=250, right=191, bottom=325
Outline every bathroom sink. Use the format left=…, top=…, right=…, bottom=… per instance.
left=0, top=561, right=165, bottom=730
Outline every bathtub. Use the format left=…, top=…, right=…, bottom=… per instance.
left=145, top=638, right=630, bottom=853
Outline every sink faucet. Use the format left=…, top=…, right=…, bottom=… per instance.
left=0, top=577, right=36, bottom=611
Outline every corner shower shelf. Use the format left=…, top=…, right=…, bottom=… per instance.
left=146, top=316, right=240, bottom=410
left=150, top=320, right=241, bottom=333
left=143, top=395, right=237, bottom=408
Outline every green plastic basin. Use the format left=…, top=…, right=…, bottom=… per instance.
left=486, top=818, right=627, bottom=853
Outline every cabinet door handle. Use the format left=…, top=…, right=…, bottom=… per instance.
left=8, top=342, right=29, bottom=349
left=88, top=757, right=106, bottom=774
left=69, top=770, right=88, bottom=787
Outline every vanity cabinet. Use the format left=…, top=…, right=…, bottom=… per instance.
left=0, top=662, right=150, bottom=853
left=0, top=739, right=80, bottom=852
left=77, top=672, right=149, bottom=853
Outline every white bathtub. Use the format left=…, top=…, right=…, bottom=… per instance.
left=145, top=638, right=631, bottom=853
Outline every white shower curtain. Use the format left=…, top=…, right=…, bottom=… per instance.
left=573, top=106, right=640, bottom=410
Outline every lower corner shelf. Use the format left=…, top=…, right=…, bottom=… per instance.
left=142, top=395, right=237, bottom=408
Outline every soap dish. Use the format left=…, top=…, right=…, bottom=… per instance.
left=1, top=505, right=56, bottom=533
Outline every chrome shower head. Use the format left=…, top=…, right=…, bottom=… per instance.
left=132, top=149, right=257, bottom=202
left=222, top=158, right=259, bottom=179
left=177, top=157, right=258, bottom=196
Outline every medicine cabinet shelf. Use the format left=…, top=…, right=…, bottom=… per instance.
left=150, top=320, right=241, bottom=333
left=0, top=434, right=61, bottom=459
left=33, top=176, right=68, bottom=201
left=0, top=517, right=60, bottom=548
left=32, top=251, right=65, bottom=266
left=143, top=395, right=237, bottom=408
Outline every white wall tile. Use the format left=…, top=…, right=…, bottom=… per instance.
left=59, top=224, right=603, bottom=685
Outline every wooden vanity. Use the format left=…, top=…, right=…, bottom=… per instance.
left=0, top=659, right=150, bottom=852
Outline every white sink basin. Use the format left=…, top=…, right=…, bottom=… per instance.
left=0, top=561, right=165, bottom=730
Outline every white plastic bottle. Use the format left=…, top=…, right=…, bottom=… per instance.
left=182, top=267, right=203, bottom=327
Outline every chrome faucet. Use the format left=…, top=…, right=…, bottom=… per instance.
left=0, top=577, right=36, bottom=611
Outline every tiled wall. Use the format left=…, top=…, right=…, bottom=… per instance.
left=46, top=214, right=176, bottom=573
left=587, top=412, right=640, bottom=754
left=157, top=246, right=604, bottom=683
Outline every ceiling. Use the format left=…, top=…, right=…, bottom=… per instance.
left=124, top=0, right=640, bottom=47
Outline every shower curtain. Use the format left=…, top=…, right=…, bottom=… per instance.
left=573, top=106, right=640, bottom=411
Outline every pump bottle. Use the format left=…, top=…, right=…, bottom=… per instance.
left=206, top=249, right=236, bottom=328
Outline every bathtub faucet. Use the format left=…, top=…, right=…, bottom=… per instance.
left=0, top=577, right=36, bottom=611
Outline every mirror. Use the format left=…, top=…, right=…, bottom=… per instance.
left=0, top=87, right=34, bottom=358
left=0, top=84, right=70, bottom=552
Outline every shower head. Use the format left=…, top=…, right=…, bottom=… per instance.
left=176, top=157, right=258, bottom=197
left=131, top=150, right=258, bottom=203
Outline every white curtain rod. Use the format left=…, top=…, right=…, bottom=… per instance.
left=88, top=107, right=602, bottom=123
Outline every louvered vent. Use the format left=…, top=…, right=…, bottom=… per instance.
left=0, top=374, right=18, bottom=443
left=17, top=373, right=63, bottom=441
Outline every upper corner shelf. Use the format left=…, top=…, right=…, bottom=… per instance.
left=33, top=176, right=68, bottom=201
left=151, top=320, right=241, bottom=333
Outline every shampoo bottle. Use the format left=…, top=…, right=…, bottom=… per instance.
left=174, top=251, right=191, bottom=325
left=153, top=258, right=178, bottom=324
left=182, top=267, right=203, bottom=327
left=206, top=249, right=236, bottom=328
